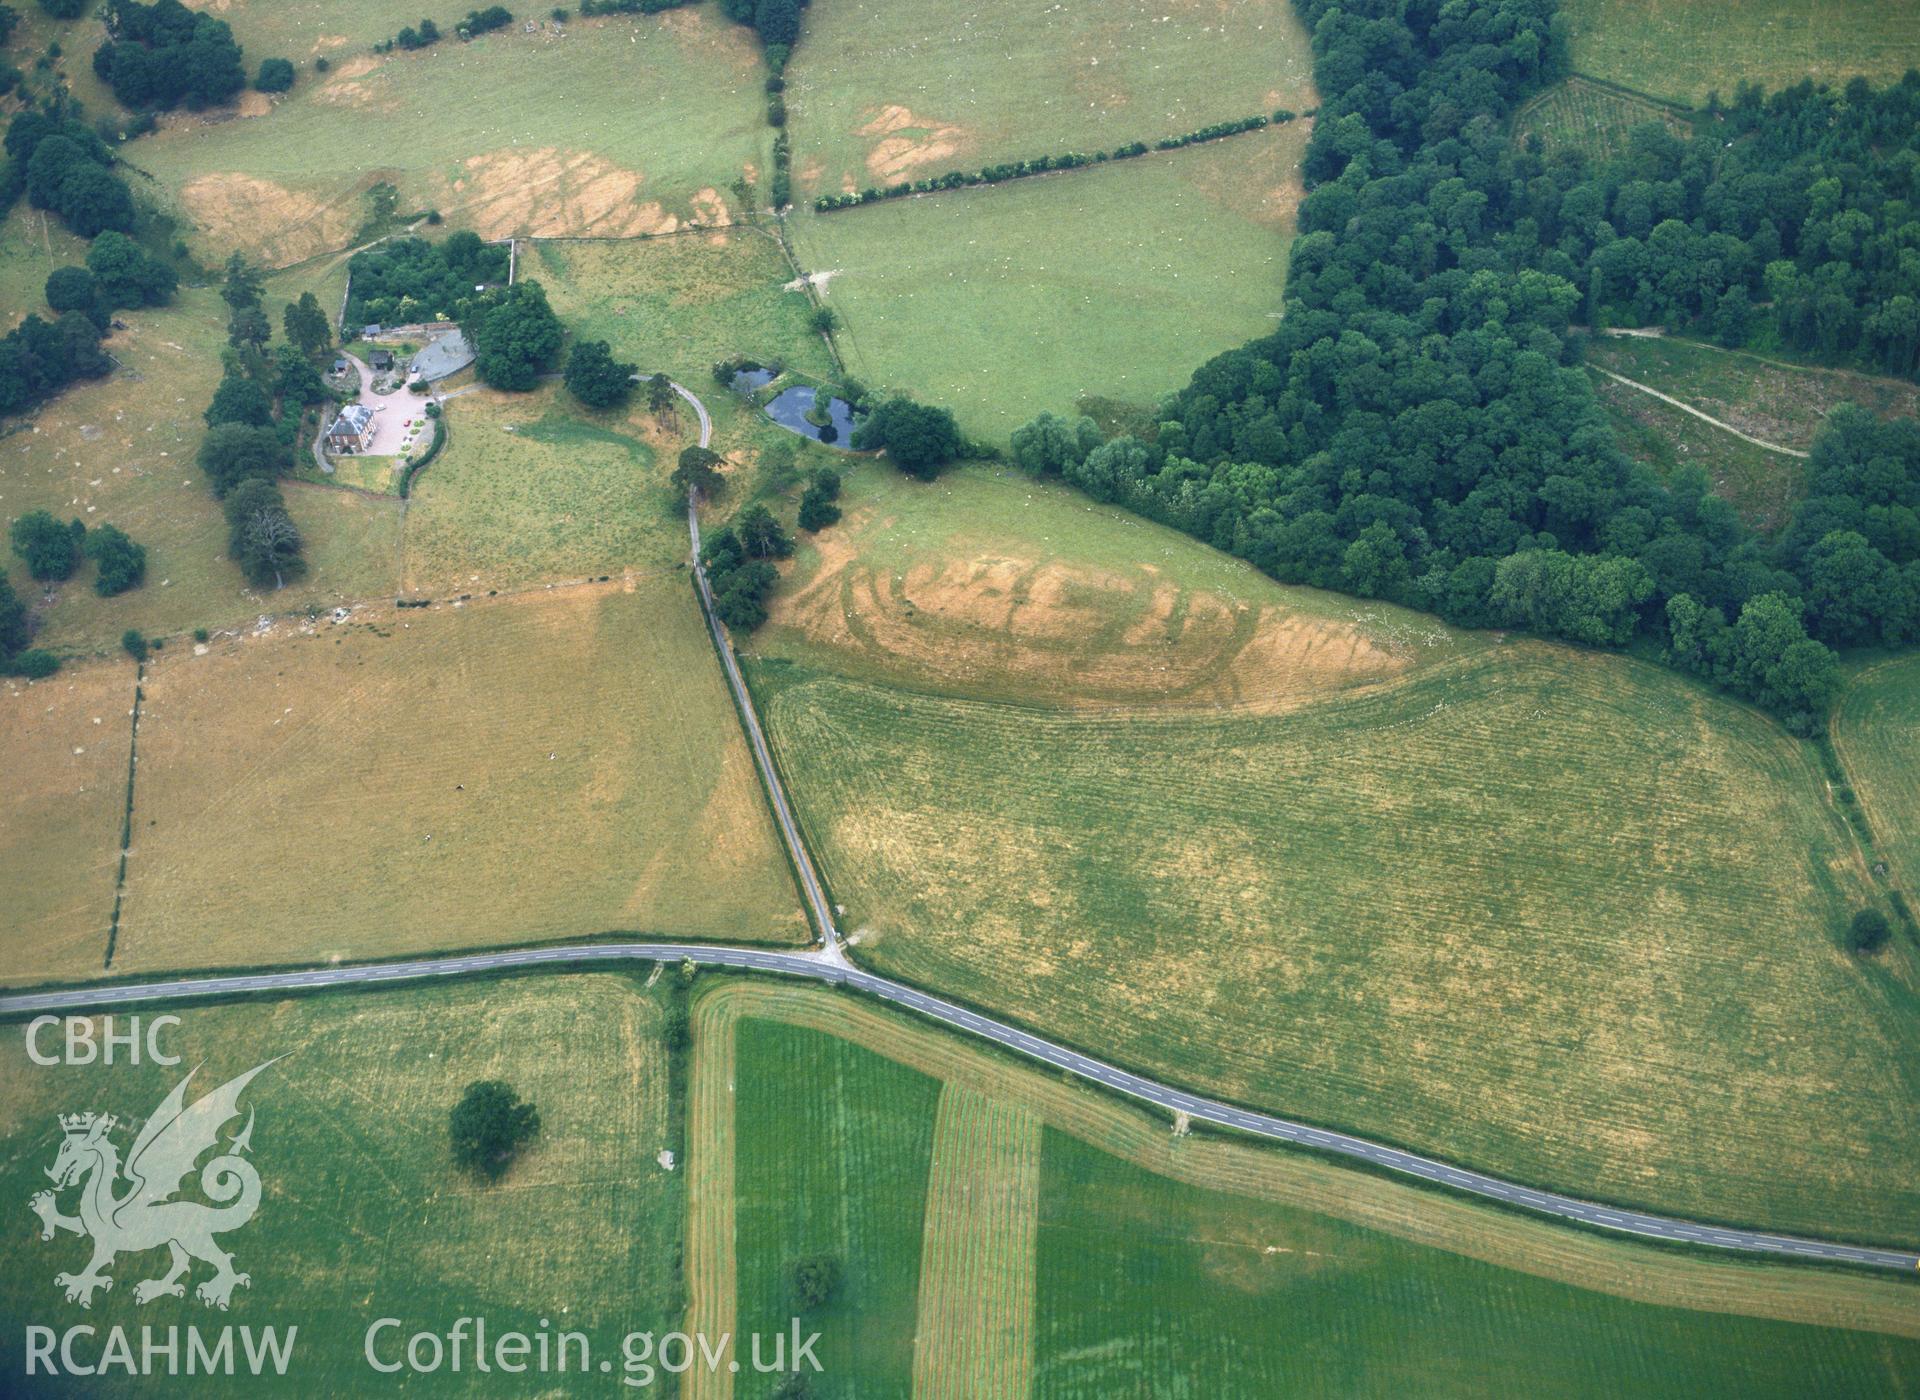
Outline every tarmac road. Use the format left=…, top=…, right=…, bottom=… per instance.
left=10, top=379, right=1912, bottom=1276
left=2, top=941, right=1914, bottom=1271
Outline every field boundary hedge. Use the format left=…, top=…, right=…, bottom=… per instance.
left=812, top=111, right=1298, bottom=213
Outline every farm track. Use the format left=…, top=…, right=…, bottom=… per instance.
left=8, top=383, right=1917, bottom=1275
left=1590, top=365, right=1810, bottom=457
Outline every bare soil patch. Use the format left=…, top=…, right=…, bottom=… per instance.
left=859, top=104, right=972, bottom=182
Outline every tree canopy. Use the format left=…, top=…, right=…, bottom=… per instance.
left=465, top=281, right=564, bottom=391
left=851, top=397, right=961, bottom=479
left=82, top=523, right=146, bottom=595
left=563, top=338, right=637, bottom=409
left=94, top=0, right=247, bottom=111
left=10, top=510, right=83, bottom=581
left=449, top=1080, right=541, bottom=1181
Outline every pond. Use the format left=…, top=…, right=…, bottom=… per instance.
left=764, top=385, right=865, bottom=447
left=730, top=367, right=777, bottom=392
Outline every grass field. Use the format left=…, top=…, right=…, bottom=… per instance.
left=1, top=270, right=404, bottom=657
left=401, top=380, right=681, bottom=593
left=1513, top=76, right=1689, bottom=160
left=87, top=578, right=805, bottom=981
left=1590, top=336, right=1920, bottom=454
left=729, top=1016, right=941, bottom=1394
left=788, top=124, right=1310, bottom=440
left=1561, top=0, right=1920, bottom=105
left=1588, top=367, right=1806, bottom=533
left=528, top=230, right=848, bottom=496
left=785, top=0, right=1315, bottom=199
left=126, top=5, right=767, bottom=265
left=0, top=659, right=134, bottom=985
left=692, top=980, right=1920, bottom=1399
left=0, top=974, right=686, bottom=1396
left=0, top=207, right=90, bottom=334
left=739, top=465, right=1919, bottom=1243
left=749, top=460, right=1468, bottom=708
left=1834, top=655, right=1920, bottom=904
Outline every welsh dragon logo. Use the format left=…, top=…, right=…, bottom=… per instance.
left=30, top=1059, right=279, bottom=1310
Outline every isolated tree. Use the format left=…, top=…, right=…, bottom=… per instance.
left=791, top=1255, right=841, bottom=1310
left=254, top=57, right=295, bottom=93
left=563, top=338, right=637, bottom=409
left=646, top=373, right=679, bottom=425
left=672, top=445, right=726, bottom=498
left=120, top=628, right=147, bottom=662
left=197, top=422, right=286, bottom=496
left=808, top=306, right=836, bottom=334
left=797, top=468, right=841, bottom=532
left=82, top=523, right=146, bottom=595
left=852, top=397, right=961, bottom=480
left=1849, top=909, right=1892, bottom=955
left=10, top=510, right=83, bottom=581
left=449, top=1080, right=541, bottom=1181
left=220, top=252, right=265, bottom=314
left=281, top=292, right=332, bottom=357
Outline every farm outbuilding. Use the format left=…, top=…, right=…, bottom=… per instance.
left=370, top=350, right=395, bottom=372
left=409, top=329, right=475, bottom=383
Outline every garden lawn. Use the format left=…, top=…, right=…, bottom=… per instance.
left=789, top=125, right=1310, bottom=441
left=786, top=0, right=1314, bottom=199
left=0, top=974, right=686, bottom=1395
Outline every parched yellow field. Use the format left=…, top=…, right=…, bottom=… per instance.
left=689, top=979, right=1920, bottom=1368
left=0, top=661, right=135, bottom=984
left=787, top=0, right=1315, bottom=198
left=751, top=461, right=1468, bottom=708
left=1561, top=0, right=1920, bottom=105
left=746, top=467, right=1919, bottom=1243
left=129, top=7, right=768, bottom=265
left=103, top=578, right=805, bottom=978
left=402, top=380, right=684, bottom=593
left=0, top=277, right=403, bottom=657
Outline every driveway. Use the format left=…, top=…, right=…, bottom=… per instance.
left=340, top=353, right=433, bottom=458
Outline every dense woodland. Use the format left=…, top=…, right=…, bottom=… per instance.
left=344, top=233, right=513, bottom=328
left=1017, top=0, right=1919, bottom=728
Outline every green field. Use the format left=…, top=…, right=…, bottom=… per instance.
left=1589, top=336, right=1920, bottom=454
left=0, top=274, right=404, bottom=658
left=789, top=125, right=1308, bottom=440
left=529, top=230, right=848, bottom=491
left=92, top=578, right=806, bottom=981
left=785, top=0, right=1315, bottom=199
left=1561, top=0, right=1920, bottom=105
left=704, top=981, right=1920, bottom=1399
left=402, top=380, right=680, bottom=594
left=745, top=464, right=1920, bottom=1244
left=1835, top=655, right=1920, bottom=905
left=0, top=974, right=686, bottom=1395
left=125, top=5, right=768, bottom=265
left=1513, top=76, right=1690, bottom=160
left=1589, top=366, right=1806, bottom=533
left=0, top=207, right=90, bottom=333
left=731, top=1018, right=941, bottom=1392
